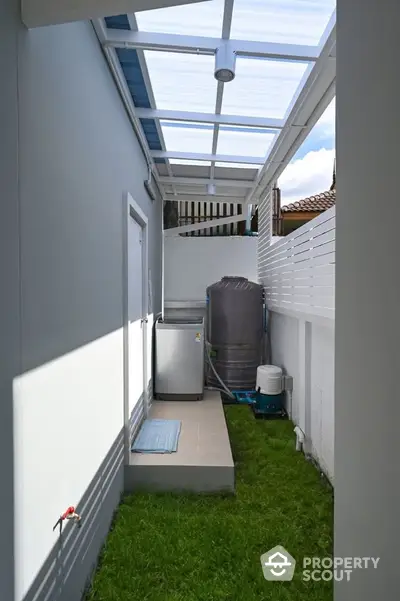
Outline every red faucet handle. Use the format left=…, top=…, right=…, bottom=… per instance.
left=61, top=506, right=76, bottom=520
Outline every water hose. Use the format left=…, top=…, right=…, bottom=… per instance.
left=204, top=341, right=235, bottom=400
left=205, top=386, right=232, bottom=395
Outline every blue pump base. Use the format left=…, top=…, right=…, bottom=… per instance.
left=232, top=390, right=286, bottom=418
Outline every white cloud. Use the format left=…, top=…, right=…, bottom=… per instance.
left=279, top=148, right=335, bottom=206
left=278, top=97, right=336, bottom=205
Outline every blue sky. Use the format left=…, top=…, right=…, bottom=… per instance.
left=293, top=102, right=335, bottom=161
left=134, top=0, right=336, bottom=199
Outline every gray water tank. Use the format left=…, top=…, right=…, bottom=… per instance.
left=206, top=276, right=263, bottom=391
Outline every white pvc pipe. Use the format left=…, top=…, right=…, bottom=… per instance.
left=294, top=426, right=305, bottom=452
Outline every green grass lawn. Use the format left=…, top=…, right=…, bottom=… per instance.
left=86, top=406, right=333, bottom=601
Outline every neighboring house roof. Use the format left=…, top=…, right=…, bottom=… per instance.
left=281, top=189, right=336, bottom=213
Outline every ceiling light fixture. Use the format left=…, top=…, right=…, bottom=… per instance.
left=214, top=45, right=236, bottom=83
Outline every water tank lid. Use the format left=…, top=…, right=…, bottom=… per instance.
left=258, top=365, right=282, bottom=376
left=221, top=276, right=248, bottom=281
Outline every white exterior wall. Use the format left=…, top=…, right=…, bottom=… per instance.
left=270, top=313, right=334, bottom=479
left=0, top=1, right=19, bottom=599
left=335, top=0, right=399, bottom=597
left=164, top=236, right=258, bottom=303
left=1, top=10, right=162, bottom=601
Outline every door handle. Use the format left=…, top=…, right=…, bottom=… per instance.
left=141, top=318, right=148, bottom=325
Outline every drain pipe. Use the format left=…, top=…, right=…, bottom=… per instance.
left=283, top=375, right=293, bottom=419
left=161, top=214, right=165, bottom=321
left=286, top=389, right=293, bottom=419
left=245, top=204, right=253, bottom=233
left=294, top=426, right=305, bottom=452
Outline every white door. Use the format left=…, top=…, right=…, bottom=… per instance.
left=127, top=216, right=145, bottom=426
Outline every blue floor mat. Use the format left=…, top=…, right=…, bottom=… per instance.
left=131, top=419, right=182, bottom=453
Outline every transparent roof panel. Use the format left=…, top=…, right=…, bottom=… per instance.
left=221, top=57, right=309, bottom=119
left=217, top=126, right=276, bottom=159
left=144, top=52, right=217, bottom=112
left=136, top=0, right=224, bottom=36
left=161, top=121, right=213, bottom=165
left=230, top=0, right=336, bottom=46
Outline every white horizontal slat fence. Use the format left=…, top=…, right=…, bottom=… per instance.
left=260, top=206, right=335, bottom=320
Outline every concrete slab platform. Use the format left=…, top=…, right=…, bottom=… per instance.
left=124, top=391, right=235, bottom=494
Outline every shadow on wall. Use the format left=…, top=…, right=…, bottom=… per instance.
left=22, top=429, right=124, bottom=601
left=163, top=200, right=179, bottom=229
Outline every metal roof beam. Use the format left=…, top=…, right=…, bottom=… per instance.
left=105, top=30, right=320, bottom=62
left=135, top=108, right=285, bottom=129
left=245, top=19, right=337, bottom=207
left=158, top=176, right=254, bottom=188
left=221, top=0, right=235, bottom=39
left=163, top=194, right=245, bottom=203
left=210, top=0, right=235, bottom=179
left=151, top=151, right=264, bottom=164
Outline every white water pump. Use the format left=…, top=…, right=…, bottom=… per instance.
left=256, top=365, right=283, bottom=395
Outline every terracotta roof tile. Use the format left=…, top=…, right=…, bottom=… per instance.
left=281, top=189, right=336, bottom=213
